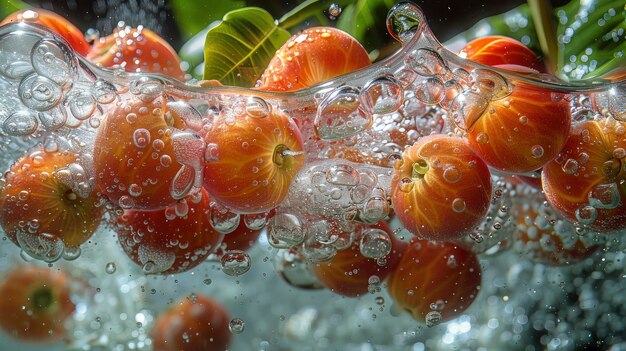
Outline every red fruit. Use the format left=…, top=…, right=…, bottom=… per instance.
left=152, top=293, right=230, bottom=351
left=257, top=27, right=371, bottom=92
left=114, top=189, right=224, bottom=274
left=463, top=84, right=572, bottom=174
left=0, top=265, right=75, bottom=343
left=87, top=24, right=185, bottom=80
left=542, top=118, right=626, bottom=232
left=203, top=103, right=305, bottom=214
left=391, top=134, right=492, bottom=241
left=0, top=148, right=103, bottom=261
left=513, top=195, right=600, bottom=266
left=387, top=239, right=481, bottom=325
left=312, top=221, right=407, bottom=297
left=219, top=221, right=263, bottom=253
left=459, top=35, right=545, bottom=72
left=1, top=8, right=90, bottom=56
left=94, top=93, right=189, bottom=210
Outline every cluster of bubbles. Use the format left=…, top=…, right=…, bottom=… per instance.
left=0, top=2, right=625, bottom=350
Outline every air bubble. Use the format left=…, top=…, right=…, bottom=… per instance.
left=315, top=86, right=372, bottom=140
left=361, top=76, right=404, bottom=115
left=229, top=318, right=245, bottom=334
left=245, top=96, right=271, bottom=118
left=19, top=74, right=62, bottom=111
left=132, top=128, right=151, bottom=148
left=359, top=228, right=392, bottom=259
left=3, top=110, right=38, bottom=136
left=16, top=230, right=65, bottom=263
left=415, top=77, right=444, bottom=105
left=105, top=262, right=117, bottom=274
left=67, top=91, right=96, bottom=120
left=221, top=250, right=251, bottom=276
left=31, top=39, right=74, bottom=86
left=266, top=213, right=304, bottom=248
left=425, top=311, right=443, bottom=327
left=386, top=2, right=425, bottom=43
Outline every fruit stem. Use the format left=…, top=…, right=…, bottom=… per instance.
left=31, top=286, right=54, bottom=311
left=411, top=160, right=429, bottom=180
left=527, top=0, right=558, bottom=74
left=273, top=144, right=303, bottom=168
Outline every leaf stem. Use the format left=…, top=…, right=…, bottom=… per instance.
left=278, top=0, right=358, bottom=30
left=527, top=0, right=558, bottom=74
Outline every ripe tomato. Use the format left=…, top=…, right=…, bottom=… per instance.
left=152, top=293, right=230, bottom=351
left=114, top=189, right=224, bottom=274
left=459, top=35, right=546, bottom=72
left=0, top=147, right=103, bottom=260
left=94, top=93, right=189, bottom=210
left=87, top=24, right=186, bottom=80
left=203, top=101, right=305, bottom=214
left=219, top=221, right=263, bottom=253
left=463, top=83, right=572, bottom=174
left=0, top=265, right=75, bottom=343
left=312, top=221, right=406, bottom=297
left=391, top=134, right=492, bottom=241
left=257, top=27, right=371, bottom=91
left=1, top=8, right=90, bottom=56
left=387, top=239, right=481, bottom=325
left=542, top=118, right=626, bottom=232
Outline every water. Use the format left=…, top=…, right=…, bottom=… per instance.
left=0, top=2, right=625, bottom=351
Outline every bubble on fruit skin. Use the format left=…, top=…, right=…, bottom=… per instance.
left=530, top=145, right=544, bottom=159
left=359, top=228, right=392, bottom=259
left=450, top=91, right=489, bottom=131
left=588, top=183, right=620, bottom=209
left=315, top=86, right=372, bottom=141
left=138, top=245, right=176, bottom=274
left=561, top=158, right=579, bottom=174
left=267, top=213, right=304, bottom=248
left=221, top=250, right=251, bottom=276
left=575, top=205, right=597, bottom=225
left=451, top=198, right=466, bottom=213
left=132, top=128, right=151, bottom=148
left=16, top=229, right=65, bottom=263
left=170, top=131, right=206, bottom=199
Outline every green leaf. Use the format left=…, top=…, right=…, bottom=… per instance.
left=448, top=4, right=540, bottom=54
left=555, top=0, right=625, bottom=81
left=170, top=0, right=245, bottom=40
left=336, top=0, right=396, bottom=52
left=203, top=7, right=291, bottom=87
left=0, top=0, right=28, bottom=19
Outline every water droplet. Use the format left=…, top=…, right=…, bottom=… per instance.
left=67, top=91, right=96, bottom=120
left=386, top=2, right=425, bottom=43
left=16, top=230, right=64, bottom=263
left=229, top=318, right=245, bottom=334
left=451, top=198, right=466, bottom=213
left=575, top=205, right=597, bottom=225
left=326, top=163, right=360, bottom=186
left=443, top=166, right=461, bottom=183
left=221, top=250, right=251, bottom=276
left=425, top=311, right=442, bottom=327
left=562, top=159, right=579, bottom=174
left=133, top=128, right=151, bottom=148
left=359, top=228, right=392, bottom=259
left=450, top=91, right=488, bottom=131
left=530, top=145, right=544, bottom=159
left=588, top=183, right=620, bottom=209
left=470, top=69, right=511, bottom=100
left=138, top=245, right=176, bottom=274
left=405, top=48, right=447, bottom=77
left=415, top=77, right=444, bottom=105
left=93, top=80, right=117, bottom=104
left=209, top=203, right=240, bottom=234
left=245, top=96, right=271, bottom=118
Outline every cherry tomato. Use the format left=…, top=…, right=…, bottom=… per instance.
left=313, top=221, right=406, bottom=297
left=152, top=293, right=230, bottom=351
left=1, top=8, right=90, bottom=56
left=387, top=239, right=481, bottom=325
left=0, top=265, right=75, bottom=343
left=391, top=134, right=492, bottom=241
left=460, top=35, right=546, bottom=72
left=257, top=27, right=371, bottom=91
left=114, top=189, right=224, bottom=274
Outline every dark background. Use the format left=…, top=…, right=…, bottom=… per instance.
left=21, top=0, right=569, bottom=50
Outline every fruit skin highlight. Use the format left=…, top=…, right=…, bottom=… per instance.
left=1, top=8, right=90, bottom=56
left=0, top=265, right=76, bottom=343
left=94, top=93, right=186, bottom=211
left=542, top=119, right=626, bottom=232
left=391, top=134, right=492, bottom=241
left=459, top=35, right=546, bottom=73
left=203, top=105, right=305, bottom=214
left=0, top=147, right=103, bottom=254
left=87, top=25, right=186, bottom=80
left=257, top=27, right=371, bottom=92
left=114, top=189, right=224, bottom=275
left=313, top=221, right=406, bottom=297
left=152, top=293, right=231, bottom=351
left=387, top=239, right=481, bottom=324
